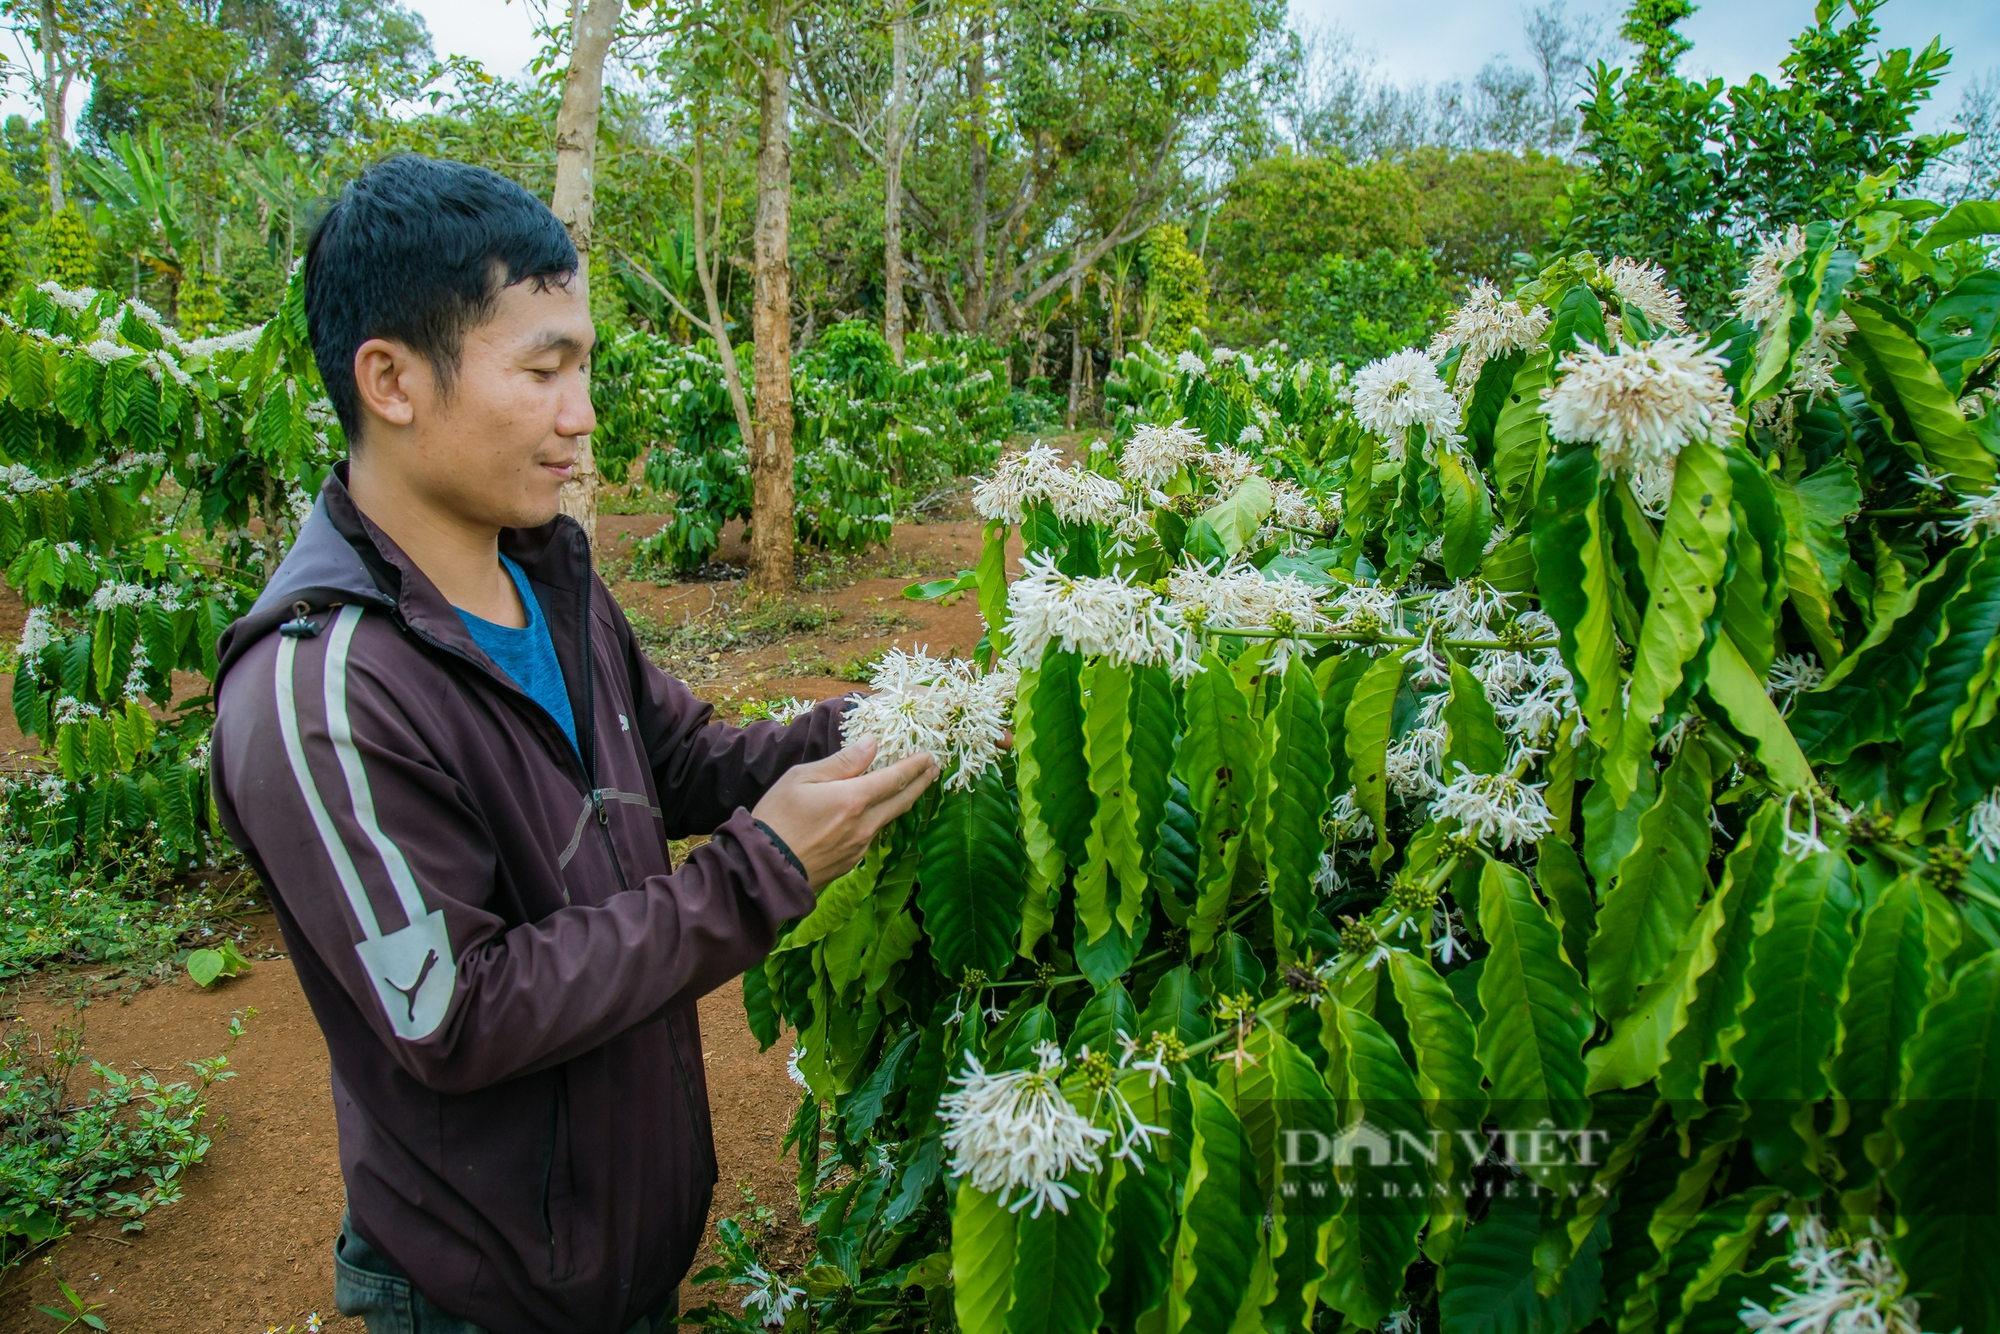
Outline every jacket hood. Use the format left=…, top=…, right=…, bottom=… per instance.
left=214, top=462, right=583, bottom=691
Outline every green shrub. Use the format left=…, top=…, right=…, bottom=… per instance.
left=0, top=1011, right=243, bottom=1267
left=1279, top=246, right=1456, bottom=368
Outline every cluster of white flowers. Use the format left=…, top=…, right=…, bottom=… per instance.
left=1168, top=559, right=1328, bottom=673
left=1604, top=256, right=1688, bottom=332
left=939, top=1043, right=1110, bottom=1217
left=1543, top=335, right=1733, bottom=514
left=1470, top=610, right=1578, bottom=749
left=1947, top=482, right=2000, bottom=541
left=1329, top=584, right=1403, bottom=637
left=1765, top=654, right=1826, bottom=714
left=760, top=697, right=821, bottom=725
left=1385, top=691, right=1451, bottom=800
left=1175, top=349, right=1208, bottom=378
left=1, top=772, right=69, bottom=811
left=1968, top=786, right=2000, bottom=862
left=1080, top=1042, right=1171, bottom=1168
left=1119, top=420, right=1207, bottom=488
left=89, top=581, right=181, bottom=612
left=1739, top=1213, right=1928, bottom=1334
left=736, top=1264, right=806, bottom=1329
left=2, top=451, right=166, bottom=497
left=1428, top=282, right=1551, bottom=396
left=1199, top=446, right=1259, bottom=491
left=840, top=648, right=1017, bottom=791
left=1734, top=227, right=1806, bottom=329
left=1733, top=228, right=1855, bottom=442
left=1350, top=349, right=1464, bottom=459
left=15, top=606, right=55, bottom=679
left=1006, top=554, right=1189, bottom=674
left=972, top=443, right=1126, bottom=526
left=1431, top=764, right=1555, bottom=848
left=1270, top=478, right=1329, bottom=532
left=51, top=696, right=102, bottom=725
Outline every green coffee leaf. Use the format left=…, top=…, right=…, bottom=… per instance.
left=1885, top=952, right=2000, bottom=1332
left=1587, top=742, right=1715, bottom=1021
left=917, top=768, right=1026, bottom=984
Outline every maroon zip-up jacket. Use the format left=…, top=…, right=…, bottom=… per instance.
left=211, top=464, right=838, bottom=1333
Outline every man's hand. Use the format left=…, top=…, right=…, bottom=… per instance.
left=752, top=738, right=938, bottom=888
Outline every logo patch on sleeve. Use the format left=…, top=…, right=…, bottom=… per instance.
left=356, top=908, right=455, bottom=1040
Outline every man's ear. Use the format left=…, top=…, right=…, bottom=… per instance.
left=353, top=338, right=420, bottom=429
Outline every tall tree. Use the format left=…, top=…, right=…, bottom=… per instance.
left=882, top=1, right=912, bottom=362
left=550, top=0, right=625, bottom=543
left=2, top=0, right=96, bottom=210
left=749, top=0, right=795, bottom=592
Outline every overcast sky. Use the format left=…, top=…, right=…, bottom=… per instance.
left=1287, top=0, right=1997, bottom=127
left=403, top=0, right=1996, bottom=126
left=8, top=0, right=1994, bottom=133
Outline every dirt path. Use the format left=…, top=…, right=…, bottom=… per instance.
left=0, top=916, right=803, bottom=1332
left=0, top=501, right=1038, bottom=1330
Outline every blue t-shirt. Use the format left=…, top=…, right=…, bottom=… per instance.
left=456, top=555, right=579, bottom=758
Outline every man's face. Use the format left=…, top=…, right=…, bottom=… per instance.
left=366, top=275, right=598, bottom=531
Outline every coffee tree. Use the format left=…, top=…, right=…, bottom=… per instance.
left=723, top=199, right=2000, bottom=1333
left=3, top=273, right=336, bottom=854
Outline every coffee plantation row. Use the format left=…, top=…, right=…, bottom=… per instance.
left=722, top=201, right=2000, bottom=1334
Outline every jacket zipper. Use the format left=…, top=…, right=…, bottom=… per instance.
left=571, top=567, right=715, bottom=1183
left=406, top=541, right=720, bottom=1196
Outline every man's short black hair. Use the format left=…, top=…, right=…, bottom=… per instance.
left=304, top=154, right=579, bottom=440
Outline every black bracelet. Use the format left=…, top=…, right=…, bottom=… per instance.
left=753, top=818, right=810, bottom=884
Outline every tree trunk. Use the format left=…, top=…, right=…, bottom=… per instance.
left=39, top=0, right=66, bottom=213
left=749, top=0, right=796, bottom=594
left=691, top=127, right=757, bottom=451
left=882, top=6, right=911, bottom=364
left=549, top=0, right=622, bottom=548
left=1064, top=259, right=1085, bottom=428
left=964, top=18, right=988, bottom=333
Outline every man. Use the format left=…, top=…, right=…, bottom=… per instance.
left=210, top=154, right=936, bottom=1334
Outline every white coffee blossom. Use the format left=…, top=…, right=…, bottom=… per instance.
left=1237, top=423, right=1264, bottom=446
left=1947, top=482, right=2000, bottom=541
left=1765, top=654, right=1825, bottom=714
left=736, top=1264, right=806, bottom=1329
left=51, top=696, right=101, bottom=725
left=1350, top=349, right=1463, bottom=459
left=841, top=648, right=1016, bottom=791
left=1604, top=256, right=1687, bottom=332
left=1006, top=554, right=1188, bottom=673
left=1167, top=559, right=1327, bottom=673
left=15, top=607, right=55, bottom=678
left=1329, top=584, right=1403, bottom=638
left=1270, top=479, right=1326, bottom=532
left=1740, top=1213, right=1927, bottom=1334
left=1197, top=447, right=1258, bottom=491
left=1079, top=1044, right=1170, bottom=1169
left=786, top=1044, right=810, bottom=1089
left=1431, top=764, right=1555, bottom=849
left=1119, top=420, right=1206, bottom=488
left=761, top=697, right=820, bottom=725
left=972, top=444, right=1125, bottom=526
left=1543, top=336, right=1733, bottom=502
left=1967, top=787, right=2000, bottom=862
left=1735, top=227, right=1806, bottom=330
left=1175, top=349, right=1208, bottom=378
left=939, top=1043, right=1109, bottom=1217
left=1326, top=787, right=1376, bottom=845
left=1428, top=281, right=1551, bottom=395
left=1386, top=693, right=1450, bottom=800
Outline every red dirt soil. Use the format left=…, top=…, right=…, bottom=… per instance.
left=0, top=496, right=1040, bottom=1332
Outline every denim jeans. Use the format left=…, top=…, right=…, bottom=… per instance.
left=334, top=1213, right=678, bottom=1333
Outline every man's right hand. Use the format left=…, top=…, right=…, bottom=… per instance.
left=751, top=738, right=938, bottom=888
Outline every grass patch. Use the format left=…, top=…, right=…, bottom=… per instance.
left=0, top=1009, right=246, bottom=1270
left=0, top=836, right=253, bottom=985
